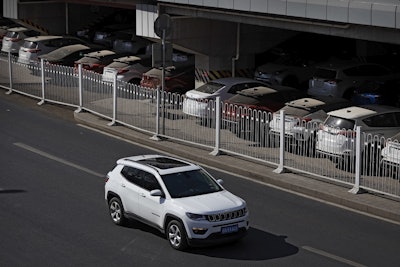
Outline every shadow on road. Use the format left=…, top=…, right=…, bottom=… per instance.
left=190, top=227, right=299, bottom=261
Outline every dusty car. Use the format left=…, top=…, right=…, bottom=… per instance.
left=182, top=77, right=268, bottom=118
left=223, top=85, right=307, bottom=144
left=269, top=96, right=351, bottom=155
left=316, top=105, right=400, bottom=170
left=102, top=54, right=152, bottom=84
left=140, top=53, right=195, bottom=94
left=1, top=27, right=38, bottom=54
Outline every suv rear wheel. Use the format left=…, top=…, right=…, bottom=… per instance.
left=167, top=220, right=188, bottom=250
left=108, top=197, right=126, bottom=226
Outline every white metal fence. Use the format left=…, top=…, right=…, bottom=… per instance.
left=1, top=53, right=399, bottom=199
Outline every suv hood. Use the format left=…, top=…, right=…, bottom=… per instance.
left=173, top=190, right=245, bottom=214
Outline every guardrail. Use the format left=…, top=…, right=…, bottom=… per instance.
left=1, top=53, right=399, bottom=199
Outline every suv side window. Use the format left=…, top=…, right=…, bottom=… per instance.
left=121, top=166, right=161, bottom=191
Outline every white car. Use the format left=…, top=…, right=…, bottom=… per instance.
left=102, top=55, right=152, bottom=84
left=182, top=77, right=267, bottom=118
left=1, top=27, right=38, bottom=54
left=381, top=132, right=400, bottom=175
left=104, top=154, right=249, bottom=250
left=269, top=96, right=351, bottom=153
left=316, top=105, right=400, bottom=166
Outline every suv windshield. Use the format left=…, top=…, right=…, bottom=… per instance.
left=161, top=169, right=222, bottom=198
left=325, top=116, right=355, bottom=130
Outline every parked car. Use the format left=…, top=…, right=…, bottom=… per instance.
left=1, top=27, right=39, bottom=54
left=74, top=50, right=132, bottom=74
left=269, top=96, right=351, bottom=155
left=316, top=105, right=400, bottom=170
left=351, top=79, right=400, bottom=107
left=104, top=154, right=249, bottom=250
left=182, top=77, right=268, bottom=118
left=223, top=85, right=307, bottom=143
left=308, top=61, right=399, bottom=99
left=18, top=35, right=93, bottom=64
left=140, top=53, right=195, bottom=94
left=112, top=30, right=151, bottom=55
left=254, top=49, right=319, bottom=89
left=92, top=24, right=134, bottom=48
left=102, top=54, right=152, bottom=84
left=381, top=132, right=400, bottom=177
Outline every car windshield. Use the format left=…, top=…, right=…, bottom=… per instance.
left=161, top=169, right=223, bottom=198
left=324, top=116, right=355, bottom=130
left=194, top=82, right=224, bottom=94
left=23, top=41, right=37, bottom=49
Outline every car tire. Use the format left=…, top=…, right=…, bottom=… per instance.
left=167, top=220, right=188, bottom=251
left=108, top=197, right=126, bottom=226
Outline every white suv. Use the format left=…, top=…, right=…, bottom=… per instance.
left=104, top=154, right=249, bottom=250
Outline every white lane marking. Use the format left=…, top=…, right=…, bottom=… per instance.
left=14, top=142, right=103, bottom=178
left=302, top=246, right=367, bottom=267
left=77, top=124, right=400, bottom=226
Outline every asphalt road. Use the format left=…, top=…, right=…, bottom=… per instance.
left=1, top=93, right=399, bottom=267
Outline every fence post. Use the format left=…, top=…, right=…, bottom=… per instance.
left=211, top=97, right=221, bottom=156
left=150, top=85, right=161, bottom=141
left=274, top=109, right=288, bottom=173
left=38, top=58, right=45, bottom=105
left=107, top=72, right=117, bottom=126
left=75, top=64, right=83, bottom=113
left=349, top=126, right=362, bottom=194
left=6, top=52, right=13, bottom=94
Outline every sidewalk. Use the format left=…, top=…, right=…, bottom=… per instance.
left=74, top=111, right=400, bottom=224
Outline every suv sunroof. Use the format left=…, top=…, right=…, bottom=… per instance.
left=138, top=157, right=190, bottom=169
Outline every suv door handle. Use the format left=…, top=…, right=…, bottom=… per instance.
left=140, top=193, right=146, bottom=198
left=121, top=183, right=126, bottom=188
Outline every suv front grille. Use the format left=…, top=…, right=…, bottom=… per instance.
left=206, top=208, right=246, bottom=222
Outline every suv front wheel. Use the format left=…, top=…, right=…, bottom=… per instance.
left=108, top=197, right=126, bottom=226
left=167, top=220, right=188, bottom=250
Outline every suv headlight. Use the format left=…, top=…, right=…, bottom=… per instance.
left=186, top=212, right=206, bottom=221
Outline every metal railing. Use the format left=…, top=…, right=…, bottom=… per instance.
left=1, top=53, right=399, bottom=199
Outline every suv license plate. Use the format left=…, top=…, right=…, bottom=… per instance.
left=221, top=224, right=238, bottom=234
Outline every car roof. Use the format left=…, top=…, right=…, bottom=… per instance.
left=327, top=105, right=400, bottom=119
left=238, top=86, right=278, bottom=96
left=113, top=55, right=141, bottom=63
left=39, top=44, right=90, bottom=60
left=84, top=49, right=115, bottom=58
left=24, top=35, right=62, bottom=42
left=286, top=96, right=349, bottom=108
left=117, top=155, right=200, bottom=175
left=6, top=26, right=29, bottom=33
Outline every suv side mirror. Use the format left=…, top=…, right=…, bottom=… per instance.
left=217, top=179, right=224, bottom=185
left=150, top=189, right=164, bottom=197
